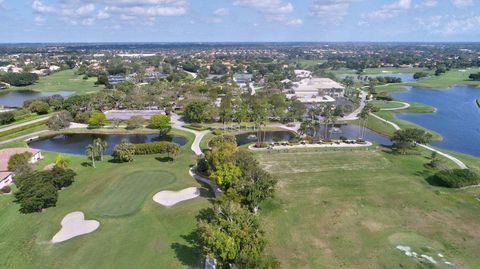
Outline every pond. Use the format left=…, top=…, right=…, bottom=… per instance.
left=29, top=133, right=187, bottom=155
left=234, top=126, right=392, bottom=146
left=337, top=73, right=416, bottom=83
left=391, top=85, right=480, bottom=157
left=0, top=90, right=72, bottom=107
left=235, top=131, right=296, bottom=146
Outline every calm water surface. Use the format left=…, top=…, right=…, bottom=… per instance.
left=0, top=90, right=72, bottom=107
left=391, top=85, right=480, bottom=157
left=29, top=133, right=187, bottom=155
left=337, top=73, right=416, bottom=83
left=235, top=126, right=392, bottom=146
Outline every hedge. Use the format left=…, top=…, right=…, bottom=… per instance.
left=133, top=141, right=176, bottom=155
left=183, top=124, right=209, bottom=131
left=433, top=169, right=480, bottom=188
left=0, top=119, right=48, bottom=138
left=14, top=113, right=38, bottom=122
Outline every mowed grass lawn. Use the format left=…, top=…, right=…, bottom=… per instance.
left=0, top=130, right=211, bottom=269
left=11, top=69, right=101, bottom=94
left=256, top=147, right=480, bottom=269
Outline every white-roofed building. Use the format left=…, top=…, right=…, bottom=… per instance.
left=287, top=77, right=345, bottom=104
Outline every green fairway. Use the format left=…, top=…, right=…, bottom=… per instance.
left=11, top=69, right=101, bottom=94
left=94, top=170, right=177, bottom=217
left=409, top=68, right=480, bottom=88
left=332, top=67, right=429, bottom=75
left=256, top=147, right=480, bottom=269
left=0, top=129, right=211, bottom=269
left=369, top=100, right=407, bottom=110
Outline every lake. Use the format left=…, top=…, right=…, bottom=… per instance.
left=391, top=85, right=480, bottom=157
left=337, top=73, right=416, bottom=83
left=234, top=125, right=392, bottom=146
left=0, top=90, right=72, bottom=107
left=29, top=133, right=187, bottom=155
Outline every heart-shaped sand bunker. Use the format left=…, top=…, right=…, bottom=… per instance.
left=51, top=212, right=100, bottom=243
left=153, top=187, right=200, bottom=207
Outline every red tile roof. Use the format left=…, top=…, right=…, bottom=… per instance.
left=0, top=148, right=40, bottom=172
left=0, top=171, right=12, bottom=180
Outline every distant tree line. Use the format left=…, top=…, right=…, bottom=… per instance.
left=0, top=72, right=39, bottom=86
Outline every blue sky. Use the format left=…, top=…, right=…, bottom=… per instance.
left=0, top=0, right=479, bottom=42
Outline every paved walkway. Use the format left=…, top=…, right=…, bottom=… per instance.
left=0, top=115, right=50, bottom=133
left=379, top=101, right=410, bottom=111
left=369, top=112, right=467, bottom=169
left=171, top=114, right=209, bottom=156
left=170, top=114, right=220, bottom=196
left=248, top=141, right=373, bottom=151
left=0, top=130, right=48, bottom=145
left=342, top=90, right=367, bottom=121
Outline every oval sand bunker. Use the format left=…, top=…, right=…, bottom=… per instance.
left=153, top=187, right=200, bottom=207
left=51, top=212, right=100, bottom=243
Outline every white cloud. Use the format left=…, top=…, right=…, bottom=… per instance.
left=310, top=0, right=357, bottom=24
left=31, top=0, right=187, bottom=26
left=451, top=0, right=474, bottom=8
left=416, top=15, right=480, bottom=35
left=214, top=8, right=229, bottom=17
left=286, top=18, right=303, bottom=25
left=415, top=0, right=438, bottom=9
left=362, top=0, right=412, bottom=21
left=34, top=16, right=46, bottom=26
left=233, top=0, right=301, bottom=25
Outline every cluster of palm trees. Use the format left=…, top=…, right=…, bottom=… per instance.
left=85, top=138, right=108, bottom=168
left=299, top=104, right=338, bottom=140
left=358, top=103, right=376, bottom=140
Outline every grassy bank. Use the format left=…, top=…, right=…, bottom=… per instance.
left=11, top=69, right=101, bottom=94
left=256, top=146, right=480, bottom=268
left=331, top=67, right=430, bottom=75
left=0, top=129, right=212, bottom=268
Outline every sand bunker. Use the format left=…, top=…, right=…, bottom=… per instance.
left=153, top=187, right=200, bottom=207
left=51, top=212, right=100, bottom=243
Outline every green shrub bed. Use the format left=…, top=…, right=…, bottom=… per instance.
left=183, top=124, right=208, bottom=131
left=433, top=169, right=480, bottom=188
left=14, top=113, right=38, bottom=122
left=133, top=141, right=177, bottom=155
left=0, top=119, right=48, bottom=138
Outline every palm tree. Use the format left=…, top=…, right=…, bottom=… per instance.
left=93, top=138, right=108, bottom=161
left=85, top=144, right=98, bottom=168
left=323, top=105, right=333, bottom=139
left=313, top=120, right=321, bottom=138
left=54, top=154, right=70, bottom=169
left=299, top=121, right=309, bottom=136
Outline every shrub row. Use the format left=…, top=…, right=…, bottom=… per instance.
left=376, top=96, right=394, bottom=101
left=14, top=113, right=38, bottom=122
left=433, top=169, right=480, bottom=188
left=183, top=124, right=209, bottom=131
left=1, top=185, right=11, bottom=194
left=0, top=119, right=48, bottom=138
left=133, top=141, right=176, bottom=155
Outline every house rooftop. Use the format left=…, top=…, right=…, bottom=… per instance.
left=0, top=148, right=40, bottom=172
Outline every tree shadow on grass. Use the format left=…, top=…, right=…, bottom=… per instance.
left=171, top=230, right=203, bottom=268
left=155, top=156, right=174, bottom=163
left=81, top=162, right=92, bottom=167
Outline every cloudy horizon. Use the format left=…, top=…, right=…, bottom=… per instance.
left=0, top=0, right=479, bottom=42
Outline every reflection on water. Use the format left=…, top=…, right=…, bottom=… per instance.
left=337, top=73, right=416, bottom=83
left=391, top=85, right=480, bottom=157
left=0, top=90, right=72, bottom=107
left=29, top=133, right=187, bottom=155
left=234, top=125, right=392, bottom=146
